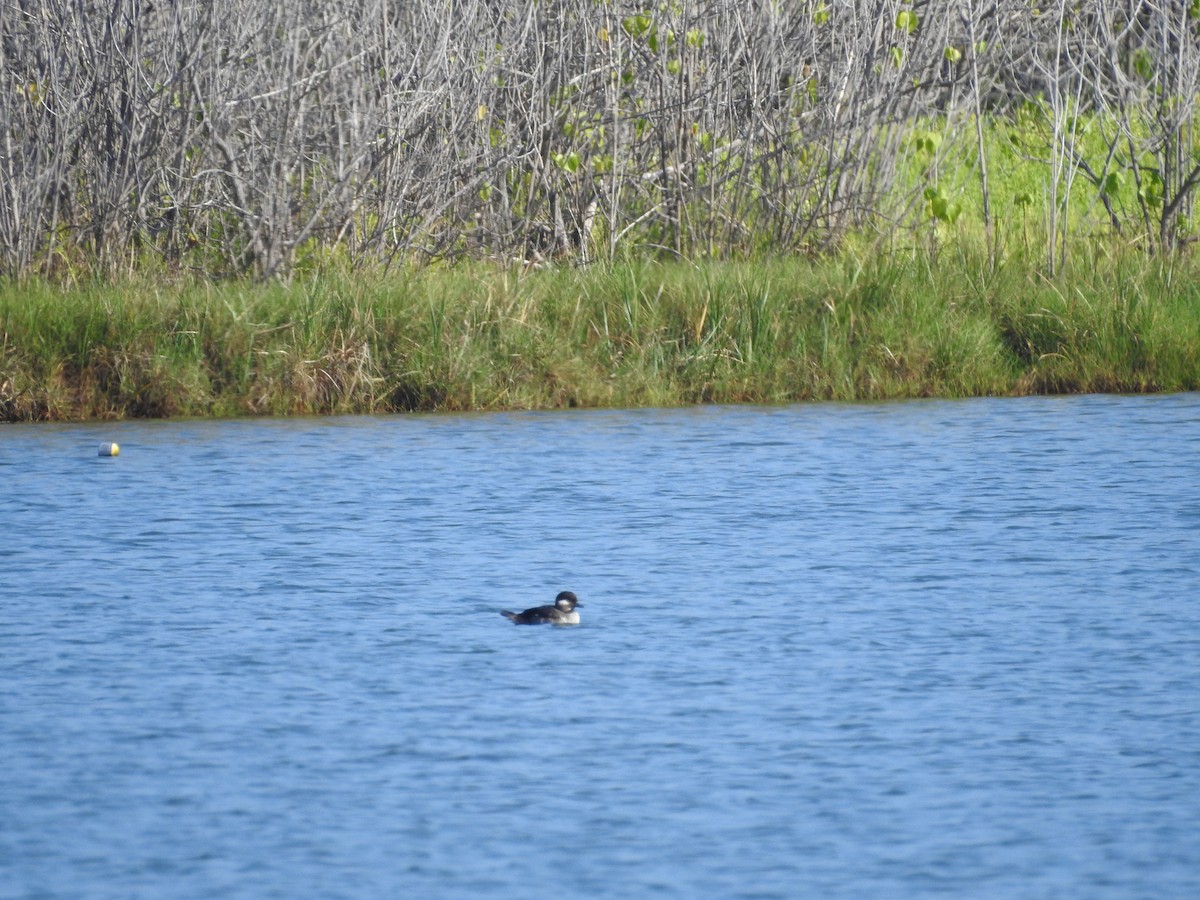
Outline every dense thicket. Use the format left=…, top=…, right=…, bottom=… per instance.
left=2, top=1, right=1198, bottom=278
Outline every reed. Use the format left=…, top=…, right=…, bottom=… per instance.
left=3, top=245, right=1199, bottom=422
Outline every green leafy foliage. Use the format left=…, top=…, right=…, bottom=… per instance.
left=622, top=14, right=653, bottom=40
left=923, top=186, right=962, bottom=224
left=647, top=27, right=674, bottom=53
left=1138, top=170, right=1164, bottom=209
left=552, top=151, right=583, bottom=174
left=911, top=130, right=942, bottom=156
left=895, top=10, right=919, bottom=34
left=1131, top=49, right=1154, bottom=82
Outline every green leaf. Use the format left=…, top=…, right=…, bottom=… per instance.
left=1131, top=48, right=1154, bottom=81
left=812, top=2, right=830, bottom=25
left=913, top=130, right=941, bottom=155
left=622, top=15, right=652, bottom=40
left=648, top=28, right=675, bottom=54
left=890, top=46, right=904, bottom=68
left=1138, top=171, right=1164, bottom=208
left=553, top=152, right=582, bottom=174
left=895, top=10, right=919, bottom=33
left=931, top=196, right=961, bottom=223
left=944, top=46, right=962, bottom=63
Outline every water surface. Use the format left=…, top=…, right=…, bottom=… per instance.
left=2, top=394, right=1199, bottom=897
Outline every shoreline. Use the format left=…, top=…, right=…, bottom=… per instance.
left=4, top=255, right=1199, bottom=423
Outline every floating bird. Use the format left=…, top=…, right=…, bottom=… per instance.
left=500, top=591, right=582, bottom=625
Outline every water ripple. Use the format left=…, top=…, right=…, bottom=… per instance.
left=2, top=395, right=1199, bottom=897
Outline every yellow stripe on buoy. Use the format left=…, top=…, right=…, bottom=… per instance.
left=98, top=442, right=120, bottom=457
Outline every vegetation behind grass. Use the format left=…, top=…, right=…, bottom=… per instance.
left=5, top=3, right=1199, bottom=278
left=5, top=4, right=1200, bottom=421
left=5, top=244, right=1198, bottom=422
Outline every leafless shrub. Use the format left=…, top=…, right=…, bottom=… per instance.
left=1, top=0, right=1197, bottom=277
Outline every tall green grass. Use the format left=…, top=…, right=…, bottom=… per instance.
left=3, top=246, right=1199, bottom=421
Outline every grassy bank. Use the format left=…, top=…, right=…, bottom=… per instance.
left=3, top=248, right=1200, bottom=422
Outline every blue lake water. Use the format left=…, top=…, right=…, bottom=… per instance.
left=2, top=394, right=1199, bottom=898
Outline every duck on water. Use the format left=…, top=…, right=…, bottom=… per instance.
left=501, top=591, right=582, bottom=625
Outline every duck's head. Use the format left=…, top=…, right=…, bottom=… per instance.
left=554, top=591, right=581, bottom=612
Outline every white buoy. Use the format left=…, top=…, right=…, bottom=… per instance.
left=98, top=442, right=120, bottom=457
